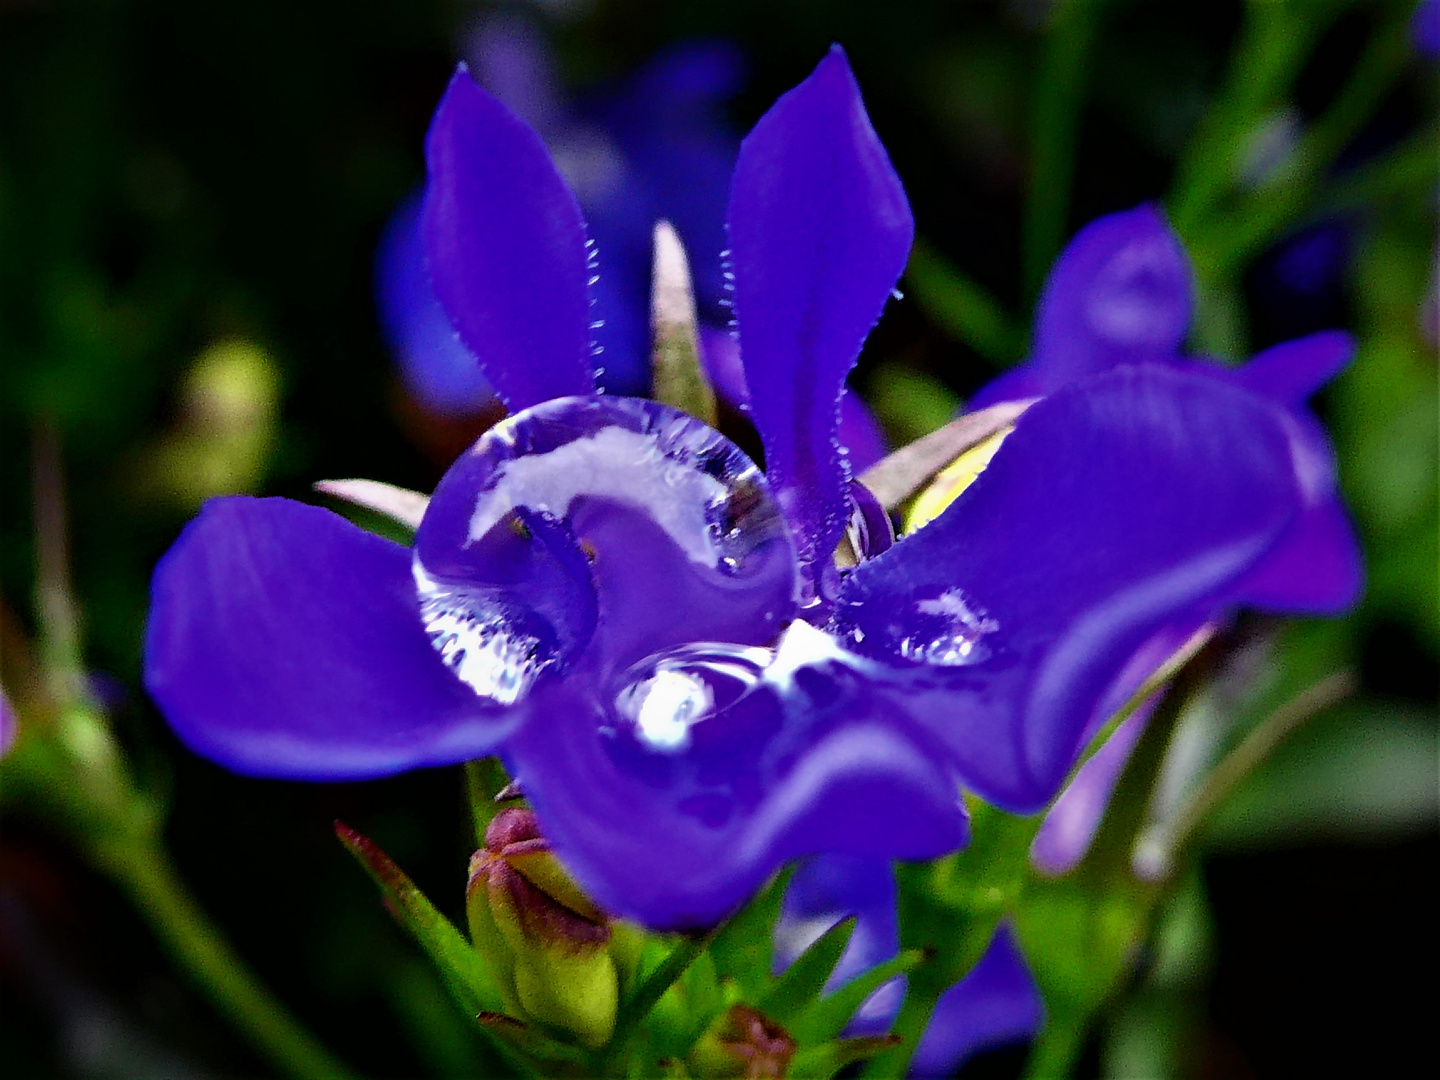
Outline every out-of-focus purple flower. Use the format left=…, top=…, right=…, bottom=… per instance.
left=147, top=53, right=1357, bottom=931
left=1414, top=0, right=1440, bottom=59
left=0, top=685, right=17, bottom=759
left=777, top=856, right=1043, bottom=1074
left=377, top=194, right=495, bottom=414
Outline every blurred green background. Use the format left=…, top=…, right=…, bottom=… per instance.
left=1, top=1, right=1435, bottom=1077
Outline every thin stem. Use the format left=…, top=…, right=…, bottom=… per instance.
left=1020, top=1012, right=1085, bottom=1080
left=1023, top=0, right=1103, bottom=301
left=1165, top=669, right=1356, bottom=855
left=904, top=240, right=1025, bottom=366
left=1199, top=4, right=1415, bottom=281
left=102, top=836, right=361, bottom=1080
left=857, top=981, right=940, bottom=1079
left=1169, top=0, right=1326, bottom=233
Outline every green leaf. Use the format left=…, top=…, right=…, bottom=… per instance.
left=789, top=948, right=925, bottom=1046
left=789, top=1036, right=901, bottom=1080
left=609, top=931, right=713, bottom=1052
left=756, top=916, right=855, bottom=1027
left=709, top=865, right=794, bottom=999
left=649, top=221, right=717, bottom=427
left=335, top=821, right=504, bottom=1018
left=904, top=239, right=1024, bottom=365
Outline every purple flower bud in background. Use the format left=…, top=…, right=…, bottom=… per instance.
left=1413, top=0, right=1440, bottom=59
left=0, top=685, right=17, bottom=759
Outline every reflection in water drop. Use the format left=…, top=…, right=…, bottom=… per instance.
left=415, top=396, right=799, bottom=705
left=614, top=642, right=772, bottom=753
left=899, top=588, right=998, bottom=666
left=414, top=564, right=559, bottom=705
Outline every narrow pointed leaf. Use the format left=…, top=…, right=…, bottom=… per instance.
left=650, top=221, right=717, bottom=426
left=791, top=948, right=925, bottom=1046
left=709, top=866, right=795, bottom=998
left=858, top=400, right=1032, bottom=511
left=790, top=1036, right=901, bottom=1079
left=335, top=822, right=504, bottom=1016
left=757, top=916, right=856, bottom=1026
left=314, top=479, right=430, bottom=531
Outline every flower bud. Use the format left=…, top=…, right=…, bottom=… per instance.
left=690, top=1004, right=796, bottom=1079
left=466, top=807, right=618, bottom=1049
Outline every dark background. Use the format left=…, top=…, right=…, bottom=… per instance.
left=1, top=1, right=1435, bottom=1076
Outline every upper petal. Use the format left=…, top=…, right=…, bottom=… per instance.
left=728, top=46, right=913, bottom=600
left=834, top=366, right=1302, bottom=810
left=145, top=497, right=508, bottom=779
left=1230, top=330, right=1354, bottom=405
left=1034, top=204, right=1193, bottom=379
left=423, top=68, right=595, bottom=412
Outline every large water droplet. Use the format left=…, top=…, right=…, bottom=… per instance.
left=415, top=397, right=798, bottom=704
left=413, top=563, right=563, bottom=705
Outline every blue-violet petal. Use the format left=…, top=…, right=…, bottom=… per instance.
left=145, top=497, right=507, bottom=779
left=727, top=46, right=913, bottom=602
left=424, top=68, right=595, bottom=412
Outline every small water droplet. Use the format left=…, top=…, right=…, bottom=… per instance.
left=897, top=588, right=998, bottom=666
left=614, top=642, right=771, bottom=753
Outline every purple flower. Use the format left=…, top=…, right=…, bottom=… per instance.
left=778, top=203, right=1363, bottom=1067
left=1415, top=0, right=1440, bottom=60
left=145, top=51, right=1357, bottom=931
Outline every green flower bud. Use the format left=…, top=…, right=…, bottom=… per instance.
left=466, top=808, right=618, bottom=1050
left=690, top=1004, right=796, bottom=1079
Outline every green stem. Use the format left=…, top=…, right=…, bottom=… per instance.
left=857, top=982, right=941, bottom=1079
left=1020, top=1012, right=1086, bottom=1080
left=1023, top=0, right=1104, bottom=301
left=905, top=240, right=1025, bottom=366
left=1169, top=0, right=1327, bottom=233
left=1197, top=4, right=1415, bottom=281
left=100, top=836, right=361, bottom=1080
left=1165, top=670, right=1356, bottom=856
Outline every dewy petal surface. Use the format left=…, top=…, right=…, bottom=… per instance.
left=505, top=620, right=967, bottom=930
left=145, top=497, right=506, bottom=779
left=424, top=68, right=595, bottom=412
left=416, top=396, right=800, bottom=699
left=834, top=366, right=1302, bottom=811
left=728, top=46, right=913, bottom=600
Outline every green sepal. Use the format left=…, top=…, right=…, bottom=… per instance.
left=649, top=221, right=718, bottom=427
left=474, top=1012, right=592, bottom=1076
left=334, top=822, right=504, bottom=1018
left=605, top=930, right=716, bottom=1065
left=790, top=1035, right=902, bottom=1080
left=788, top=947, right=925, bottom=1046
left=756, top=916, right=855, bottom=1027
left=708, top=865, right=794, bottom=998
